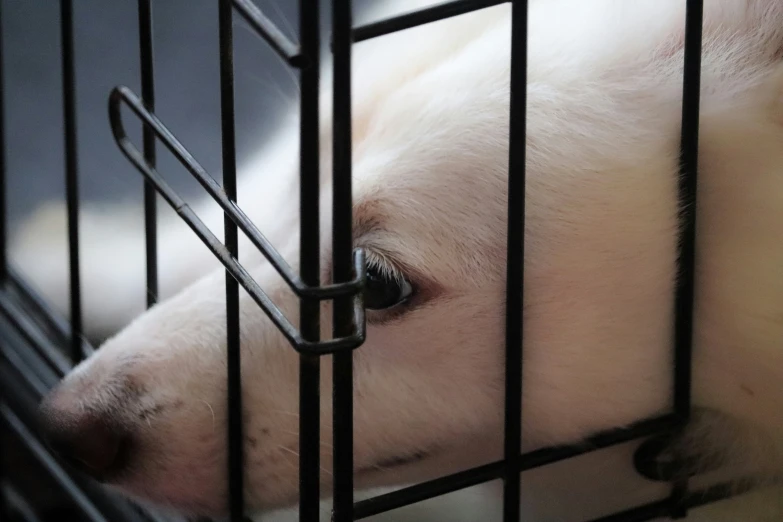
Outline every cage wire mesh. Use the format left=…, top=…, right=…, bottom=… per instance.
left=0, top=0, right=762, bottom=521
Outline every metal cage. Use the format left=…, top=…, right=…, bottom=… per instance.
left=0, top=0, right=757, bottom=521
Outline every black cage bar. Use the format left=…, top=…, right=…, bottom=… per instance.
left=502, top=0, right=528, bottom=520
left=138, top=0, right=159, bottom=309
left=0, top=0, right=759, bottom=521
left=332, top=0, right=356, bottom=521
left=217, top=0, right=246, bottom=519
left=60, top=0, right=83, bottom=365
left=298, top=1, right=323, bottom=521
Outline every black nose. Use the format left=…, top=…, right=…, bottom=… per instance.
left=38, top=396, right=127, bottom=479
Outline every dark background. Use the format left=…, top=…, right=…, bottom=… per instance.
left=1, top=0, right=383, bottom=227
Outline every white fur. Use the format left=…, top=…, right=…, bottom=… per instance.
left=12, top=0, right=783, bottom=520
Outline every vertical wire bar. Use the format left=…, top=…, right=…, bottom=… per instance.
left=60, top=0, right=83, bottom=363
left=331, top=0, right=354, bottom=520
left=671, top=0, right=702, bottom=517
left=0, top=431, right=5, bottom=522
left=0, top=5, right=6, bottom=516
left=299, top=0, right=321, bottom=520
left=0, top=5, right=6, bottom=522
left=218, top=1, right=245, bottom=519
left=503, top=1, right=528, bottom=521
left=0, top=0, right=6, bottom=281
left=0, top=6, right=6, bottom=516
left=137, top=0, right=158, bottom=308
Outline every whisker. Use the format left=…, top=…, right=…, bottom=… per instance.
left=234, top=22, right=301, bottom=94
left=240, top=69, right=298, bottom=107
left=268, top=409, right=299, bottom=419
left=266, top=0, right=297, bottom=45
left=201, top=400, right=216, bottom=431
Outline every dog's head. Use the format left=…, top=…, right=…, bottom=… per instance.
left=37, top=0, right=783, bottom=517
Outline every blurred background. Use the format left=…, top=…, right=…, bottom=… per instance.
left=1, top=2, right=352, bottom=520
left=3, top=0, right=307, bottom=227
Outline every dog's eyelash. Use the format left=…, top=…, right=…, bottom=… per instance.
left=361, top=250, right=421, bottom=324
left=364, top=251, right=405, bottom=285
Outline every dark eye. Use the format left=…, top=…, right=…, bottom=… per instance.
left=364, top=265, right=413, bottom=310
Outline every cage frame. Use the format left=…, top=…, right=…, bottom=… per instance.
left=0, top=0, right=760, bottom=521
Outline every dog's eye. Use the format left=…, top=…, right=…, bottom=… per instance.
left=364, top=265, right=413, bottom=310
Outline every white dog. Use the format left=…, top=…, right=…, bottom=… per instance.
left=10, top=0, right=783, bottom=520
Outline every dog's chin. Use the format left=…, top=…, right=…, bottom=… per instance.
left=107, top=447, right=487, bottom=519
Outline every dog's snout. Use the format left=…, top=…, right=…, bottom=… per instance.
left=39, top=389, right=129, bottom=479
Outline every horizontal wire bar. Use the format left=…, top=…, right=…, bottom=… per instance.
left=354, top=415, right=678, bottom=518
left=0, top=405, right=109, bottom=522
left=109, top=87, right=362, bottom=301
left=585, top=500, right=670, bottom=522
left=353, top=0, right=507, bottom=42
left=685, top=478, right=758, bottom=510
left=585, top=479, right=759, bottom=522
left=356, top=458, right=751, bottom=522
left=354, top=460, right=505, bottom=519
left=108, top=87, right=366, bottom=355
left=232, top=0, right=304, bottom=67
left=518, top=415, right=678, bottom=471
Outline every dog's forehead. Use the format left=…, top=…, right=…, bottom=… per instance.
left=342, top=31, right=526, bottom=281
left=347, top=82, right=510, bottom=282
left=356, top=83, right=507, bottom=188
